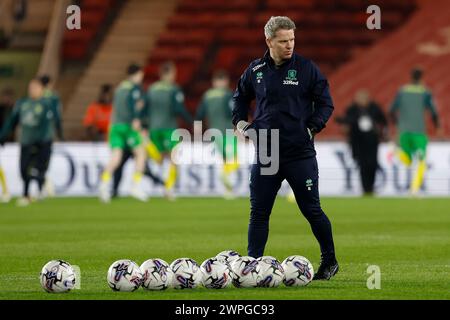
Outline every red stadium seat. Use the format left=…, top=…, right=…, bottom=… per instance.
left=176, top=62, right=198, bottom=86
left=63, top=43, right=89, bottom=60
left=212, top=47, right=241, bottom=70
left=167, top=13, right=216, bottom=29
left=178, top=0, right=258, bottom=12
left=213, top=13, right=250, bottom=29
left=266, top=0, right=314, bottom=10
left=82, top=11, right=107, bottom=27
left=157, top=30, right=214, bottom=47
left=220, top=29, right=263, bottom=45
left=339, top=0, right=365, bottom=11
left=63, top=29, right=96, bottom=42
left=82, top=0, right=115, bottom=9
left=146, top=0, right=419, bottom=138
left=148, top=46, right=204, bottom=64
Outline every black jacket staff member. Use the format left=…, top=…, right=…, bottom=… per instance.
left=232, top=16, right=338, bottom=280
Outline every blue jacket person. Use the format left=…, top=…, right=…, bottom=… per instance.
left=232, top=16, right=339, bottom=280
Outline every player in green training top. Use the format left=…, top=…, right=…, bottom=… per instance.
left=39, top=75, right=63, bottom=141
left=39, top=75, right=64, bottom=198
left=195, top=70, right=239, bottom=199
left=389, top=67, right=441, bottom=195
left=0, top=78, right=60, bottom=206
left=99, top=64, right=148, bottom=203
left=145, top=61, right=192, bottom=200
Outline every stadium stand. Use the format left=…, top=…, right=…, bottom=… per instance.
left=63, top=0, right=178, bottom=139
left=4, top=0, right=54, bottom=50
left=62, top=0, right=120, bottom=60
left=143, top=0, right=417, bottom=123
left=16, top=0, right=435, bottom=140
left=329, top=0, right=450, bottom=138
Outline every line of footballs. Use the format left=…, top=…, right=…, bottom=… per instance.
left=39, top=250, right=315, bottom=293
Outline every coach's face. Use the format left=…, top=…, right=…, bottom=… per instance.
left=266, top=29, right=295, bottom=62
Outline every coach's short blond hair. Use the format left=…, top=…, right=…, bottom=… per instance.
left=264, top=16, right=296, bottom=39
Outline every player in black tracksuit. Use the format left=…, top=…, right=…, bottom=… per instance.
left=336, top=90, right=387, bottom=195
left=0, top=79, right=59, bottom=205
left=232, top=16, right=338, bottom=280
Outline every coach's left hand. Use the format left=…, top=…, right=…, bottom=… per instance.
left=236, top=120, right=251, bottom=138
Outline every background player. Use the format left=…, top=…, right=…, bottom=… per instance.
left=336, top=89, right=387, bottom=196
left=39, top=75, right=64, bottom=142
left=145, top=61, right=193, bottom=200
left=0, top=78, right=58, bottom=206
left=111, top=100, right=164, bottom=199
left=99, top=64, right=148, bottom=203
left=39, top=75, right=64, bottom=198
left=389, top=67, right=441, bottom=196
left=196, top=70, right=239, bottom=199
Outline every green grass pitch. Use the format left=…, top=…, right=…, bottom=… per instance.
left=0, top=197, right=449, bottom=300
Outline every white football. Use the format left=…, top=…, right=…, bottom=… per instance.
left=200, top=257, right=231, bottom=289
left=215, top=250, right=241, bottom=266
left=257, top=256, right=284, bottom=288
left=230, top=256, right=261, bottom=288
left=282, top=255, right=314, bottom=287
left=107, top=259, right=143, bottom=292
left=40, top=260, right=76, bottom=293
left=140, top=258, right=173, bottom=290
left=170, top=258, right=202, bottom=289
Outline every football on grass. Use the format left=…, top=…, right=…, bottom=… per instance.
left=215, top=250, right=241, bottom=266
left=282, top=255, right=314, bottom=287
left=170, top=258, right=202, bottom=289
left=200, top=257, right=231, bottom=289
left=140, top=258, right=173, bottom=290
left=257, top=256, right=284, bottom=288
left=230, top=256, right=261, bottom=288
left=107, top=259, right=143, bottom=292
left=40, top=260, right=76, bottom=293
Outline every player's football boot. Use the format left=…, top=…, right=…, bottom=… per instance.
left=220, top=171, right=233, bottom=191
left=1, top=193, right=11, bottom=203
left=313, top=259, right=339, bottom=280
left=43, top=178, right=55, bottom=198
left=223, top=189, right=236, bottom=200
left=16, top=197, right=31, bottom=207
left=163, top=188, right=177, bottom=201
left=99, top=182, right=111, bottom=203
left=130, top=185, right=149, bottom=202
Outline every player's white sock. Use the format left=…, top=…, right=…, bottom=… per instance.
left=1, top=193, right=11, bottom=203
left=44, top=178, right=55, bottom=198
left=223, top=188, right=236, bottom=200
left=99, top=181, right=111, bottom=203
left=16, top=197, right=31, bottom=207
left=130, top=182, right=148, bottom=202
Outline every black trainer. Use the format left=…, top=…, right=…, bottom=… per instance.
left=313, top=259, right=339, bottom=280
